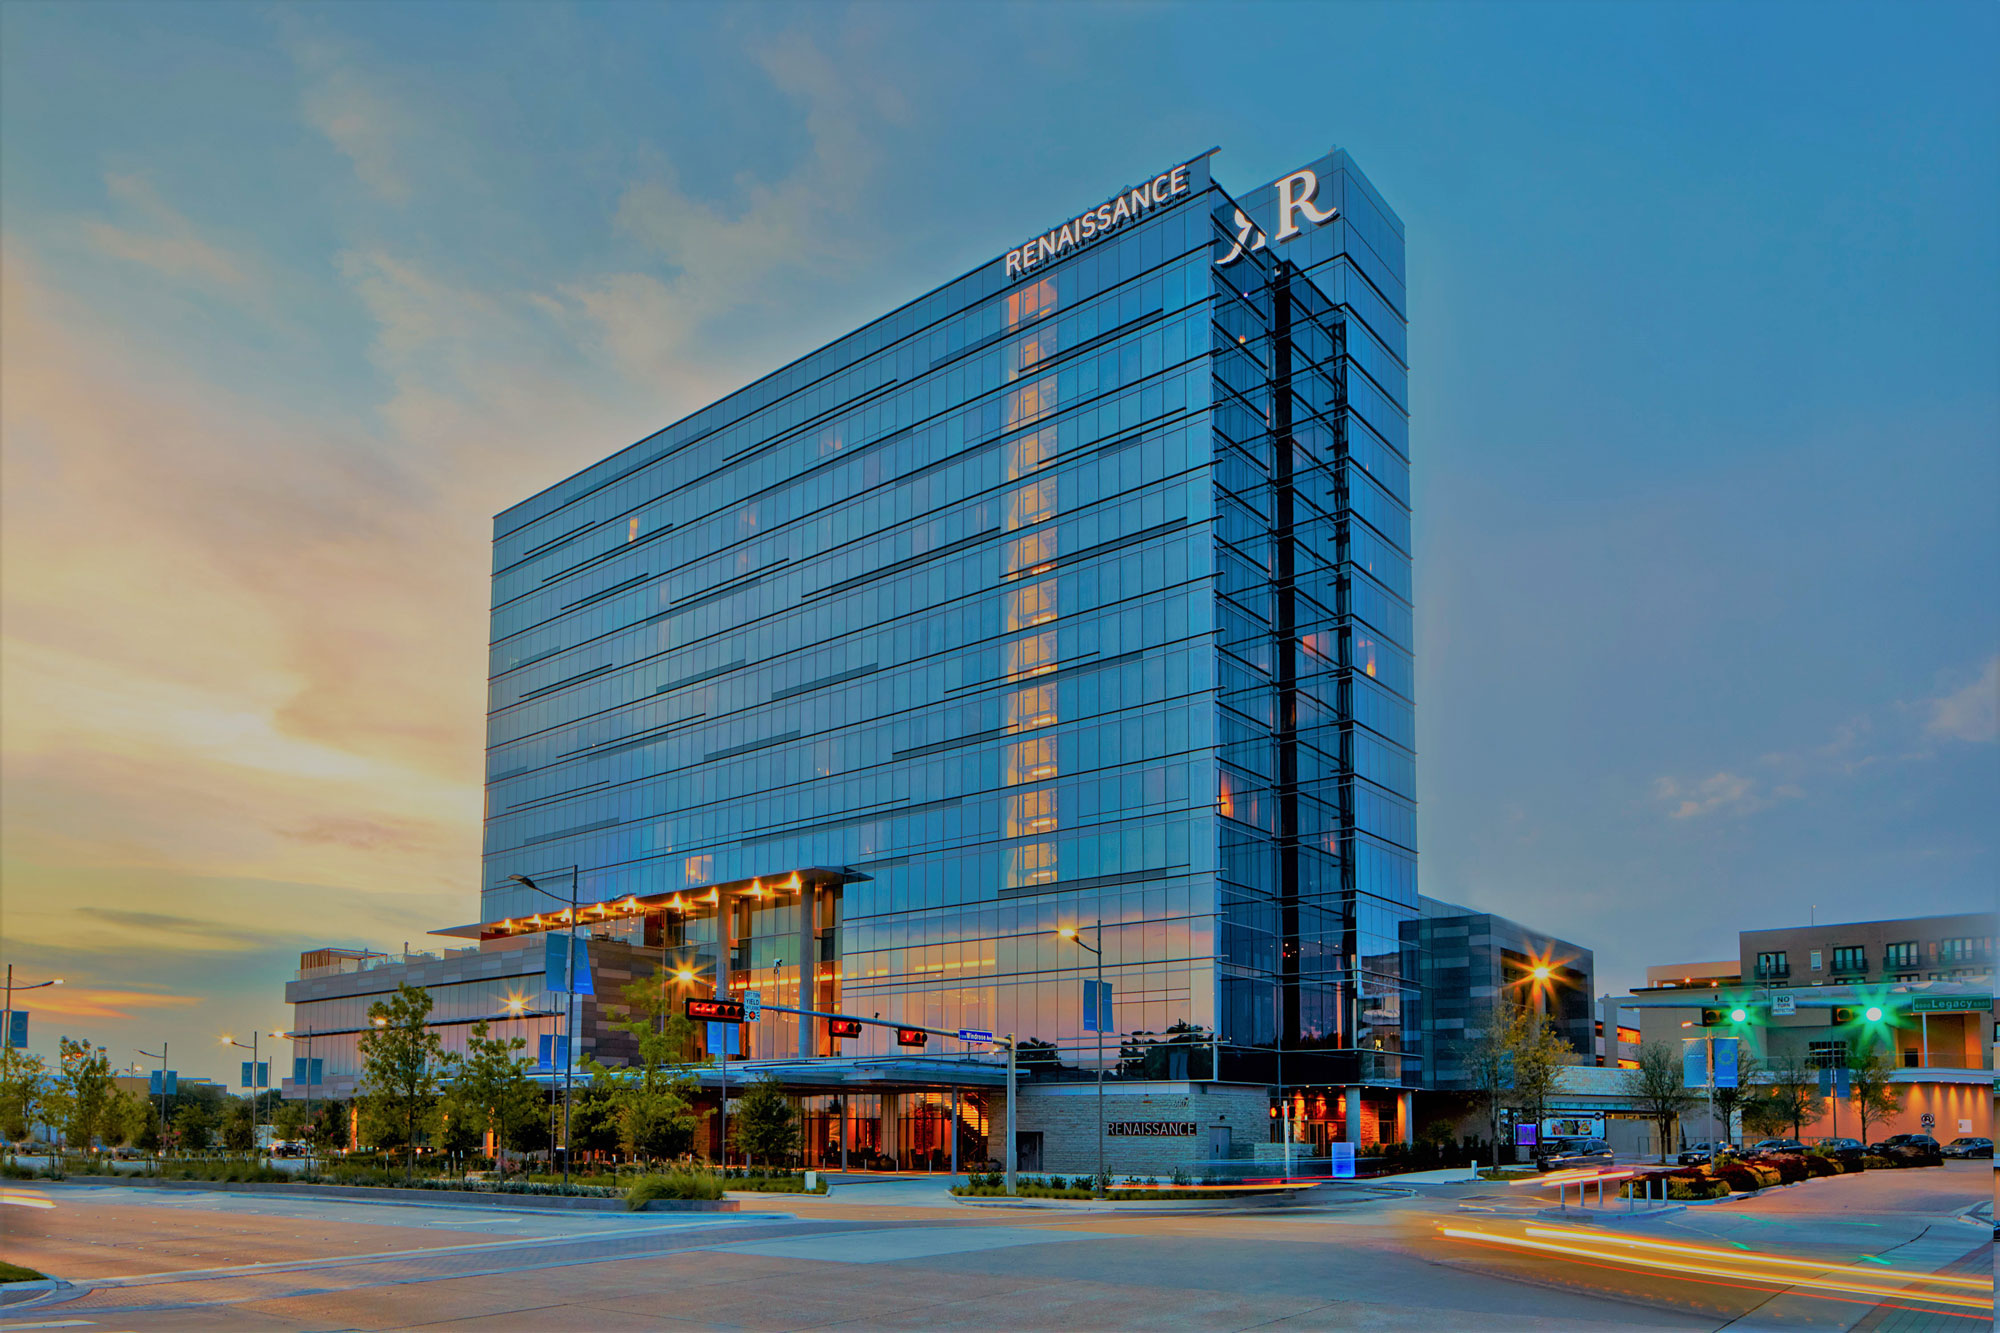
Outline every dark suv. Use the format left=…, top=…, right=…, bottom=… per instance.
left=1536, top=1137, right=1614, bottom=1171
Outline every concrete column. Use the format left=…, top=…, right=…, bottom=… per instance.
left=1398, top=1090, right=1414, bottom=1145
left=798, top=881, right=816, bottom=1058
left=1344, top=1087, right=1363, bottom=1145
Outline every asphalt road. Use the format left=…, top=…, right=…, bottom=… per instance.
left=0, top=1162, right=1987, bottom=1331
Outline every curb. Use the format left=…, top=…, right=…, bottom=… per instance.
left=33, top=1179, right=738, bottom=1214
left=950, top=1190, right=1303, bottom=1213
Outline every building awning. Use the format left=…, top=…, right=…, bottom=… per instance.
left=430, top=866, right=872, bottom=942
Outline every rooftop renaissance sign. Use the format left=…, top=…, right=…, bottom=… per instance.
left=1006, top=162, right=1196, bottom=279
left=1108, top=1120, right=1199, bottom=1137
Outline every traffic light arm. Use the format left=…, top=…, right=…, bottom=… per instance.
left=745, top=999, right=999, bottom=1046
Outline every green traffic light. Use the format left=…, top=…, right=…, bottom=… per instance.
left=1730, top=1007, right=1748, bottom=1023
left=1864, top=1005, right=1883, bottom=1022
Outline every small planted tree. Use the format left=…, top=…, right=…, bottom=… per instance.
left=443, top=1022, right=541, bottom=1175
left=51, top=1039, right=117, bottom=1153
left=1624, top=1042, right=1697, bottom=1162
left=1847, top=1047, right=1904, bottom=1146
left=357, top=983, right=445, bottom=1180
left=0, top=1047, right=51, bottom=1144
left=1507, top=1007, right=1578, bottom=1137
left=581, top=974, right=706, bottom=1168
left=1457, top=1002, right=1525, bottom=1159
left=222, top=1100, right=257, bottom=1152
left=730, top=1076, right=799, bottom=1171
left=174, top=1101, right=213, bottom=1153
left=1761, top=1052, right=1822, bottom=1139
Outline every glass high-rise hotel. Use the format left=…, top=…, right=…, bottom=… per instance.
left=477, top=148, right=1415, bottom=1125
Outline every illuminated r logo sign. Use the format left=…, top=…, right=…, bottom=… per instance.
left=1273, top=168, right=1338, bottom=240
left=1217, top=166, right=1340, bottom=267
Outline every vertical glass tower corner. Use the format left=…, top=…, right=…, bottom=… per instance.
left=478, top=147, right=1416, bottom=1123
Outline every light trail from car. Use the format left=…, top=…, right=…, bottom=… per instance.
left=1435, top=1222, right=1989, bottom=1315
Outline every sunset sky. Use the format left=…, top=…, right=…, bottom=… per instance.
left=2, top=2, right=1994, bottom=1085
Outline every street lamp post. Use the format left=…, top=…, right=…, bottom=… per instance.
left=1058, top=921, right=1107, bottom=1198
left=137, top=1042, right=167, bottom=1148
left=508, top=868, right=581, bottom=1186
left=222, top=1033, right=262, bottom=1150
left=3, top=966, right=63, bottom=1052
left=269, top=1029, right=320, bottom=1170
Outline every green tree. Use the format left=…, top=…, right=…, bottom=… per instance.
left=442, top=1022, right=541, bottom=1174
left=51, top=1039, right=117, bottom=1152
left=1623, top=1042, right=1698, bottom=1162
left=272, top=1098, right=312, bottom=1143
left=1759, top=1052, right=1822, bottom=1139
left=579, top=974, right=707, bottom=1166
left=305, top=1102, right=348, bottom=1155
left=729, top=1076, right=799, bottom=1169
left=1457, top=1002, right=1523, bottom=1158
left=173, top=1100, right=213, bottom=1153
left=1507, top=1006, right=1578, bottom=1137
left=357, top=983, right=445, bottom=1179
left=222, top=1099, right=256, bottom=1152
left=0, top=1047, right=51, bottom=1143
left=100, top=1089, right=149, bottom=1149
left=1847, top=1046, right=1904, bottom=1145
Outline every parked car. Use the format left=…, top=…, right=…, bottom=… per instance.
left=1536, top=1137, right=1614, bottom=1171
left=1677, top=1140, right=1721, bottom=1166
left=1746, top=1138, right=1805, bottom=1155
left=1811, top=1137, right=1866, bottom=1165
left=1942, top=1137, right=1993, bottom=1159
left=1875, top=1134, right=1944, bottom=1164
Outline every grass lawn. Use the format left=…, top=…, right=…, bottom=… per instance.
left=0, top=1262, right=47, bottom=1282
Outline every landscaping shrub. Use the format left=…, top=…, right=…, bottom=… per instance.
left=1715, top=1163, right=1777, bottom=1192
left=1760, top=1153, right=1809, bottom=1184
left=625, top=1167, right=725, bottom=1210
left=1669, top=1177, right=1731, bottom=1200
left=1803, top=1155, right=1841, bottom=1178
left=1861, top=1154, right=1894, bottom=1170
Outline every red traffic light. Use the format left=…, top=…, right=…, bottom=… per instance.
left=895, top=1027, right=929, bottom=1047
left=685, top=998, right=745, bottom=1023
left=829, top=1018, right=862, bottom=1038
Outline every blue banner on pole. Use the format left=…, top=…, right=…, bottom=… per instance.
left=1683, top=1040, right=1708, bottom=1089
left=1817, top=1065, right=1832, bottom=1097
left=293, top=1057, right=324, bottom=1085
left=544, top=933, right=595, bottom=996
left=1082, top=980, right=1114, bottom=1032
left=705, top=1022, right=739, bottom=1056
left=4, top=1011, right=25, bottom=1050
left=537, top=1033, right=570, bottom=1070
left=242, top=1061, right=254, bottom=1089
left=1835, top=1066, right=1850, bottom=1099
left=1712, top=1038, right=1739, bottom=1090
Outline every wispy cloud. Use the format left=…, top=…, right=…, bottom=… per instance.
left=1652, top=771, right=1795, bottom=819
left=1924, top=655, right=1998, bottom=744
left=290, top=34, right=412, bottom=203
left=79, top=174, right=253, bottom=289
left=1654, top=655, right=1997, bottom=820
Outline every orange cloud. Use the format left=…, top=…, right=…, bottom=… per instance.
left=23, top=989, right=203, bottom=1022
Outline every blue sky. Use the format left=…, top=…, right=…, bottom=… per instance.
left=2, top=1, right=1994, bottom=1083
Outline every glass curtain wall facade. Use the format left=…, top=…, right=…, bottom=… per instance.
left=481, top=148, right=1414, bottom=1094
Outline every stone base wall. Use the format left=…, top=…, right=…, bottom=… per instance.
left=1013, top=1082, right=1270, bottom=1176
